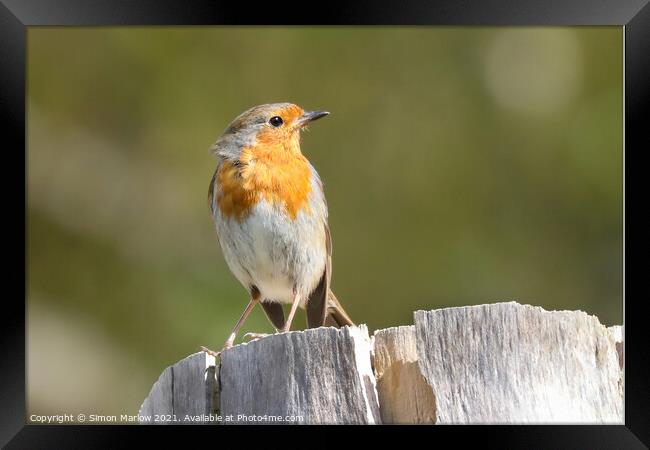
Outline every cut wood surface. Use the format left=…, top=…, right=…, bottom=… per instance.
left=372, top=326, right=436, bottom=424
left=139, top=302, right=623, bottom=425
left=138, top=352, right=218, bottom=424
left=415, top=302, right=623, bottom=424
left=220, top=324, right=380, bottom=424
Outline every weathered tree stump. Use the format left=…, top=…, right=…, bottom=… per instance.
left=414, top=302, right=623, bottom=424
left=220, top=324, right=379, bottom=424
left=372, top=325, right=436, bottom=424
left=139, top=302, right=623, bottom=425
left=138, top=352, right=218, bottom=424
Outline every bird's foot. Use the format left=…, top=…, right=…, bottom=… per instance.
left=200, top=338, right=234, bottom=359
left=200, top=345, right=222, bottom=358
left=242, top=332, right=273, bottom=342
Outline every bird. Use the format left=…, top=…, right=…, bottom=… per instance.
left=201, top=103, right=354, bottom=358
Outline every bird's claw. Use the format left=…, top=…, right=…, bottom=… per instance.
left=242, top=332, right=272, bottom=342
left=200, top=345, right=228, bottom=359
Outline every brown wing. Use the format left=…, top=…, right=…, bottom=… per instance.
left=306, top=223, right=332, bottom=328
left=207, top=163, right=219, bottom=215
left=306, top=222, right=354, bottom=328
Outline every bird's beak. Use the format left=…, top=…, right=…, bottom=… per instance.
left=296, top=110, right=329, bottom=128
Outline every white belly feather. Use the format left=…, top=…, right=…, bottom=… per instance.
left=214, top=197, right=327, bottom=306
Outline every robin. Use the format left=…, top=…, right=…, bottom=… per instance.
left=201, top=103, right=354, bottom=358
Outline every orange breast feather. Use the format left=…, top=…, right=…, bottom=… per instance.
left=216, top=143, right=312, bottom=221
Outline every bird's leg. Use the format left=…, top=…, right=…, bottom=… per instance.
left=243, top=301, right=285, bottom=342
left=282, top=287, right=301, bottom=333
left=244, top=289, right=301, bottom=340
left=201, top=288, right=260, bottom=358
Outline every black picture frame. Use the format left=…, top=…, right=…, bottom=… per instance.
left=2, top=0, right=646, bottom=446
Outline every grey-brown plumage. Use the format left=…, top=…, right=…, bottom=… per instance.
left=305, top=223, right=353, bottom=328
left=202, top=102, right=354, bottom=358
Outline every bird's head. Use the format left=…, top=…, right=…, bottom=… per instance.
left=212, top=103, right=329, bottom=162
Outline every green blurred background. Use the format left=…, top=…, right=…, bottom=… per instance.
left=27, top=27, right=622, bottom=419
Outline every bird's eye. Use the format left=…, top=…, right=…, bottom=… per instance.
left=269, top=116, right=284, bottom=127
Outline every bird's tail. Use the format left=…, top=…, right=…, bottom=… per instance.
left=324, top=290, right=355, bottom=327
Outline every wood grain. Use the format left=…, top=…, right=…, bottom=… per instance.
left=219, top=325, right=380, bottom=424
left=414, top=302, right=623, bottom=424
left=139, top=303, right=623, bottom=425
